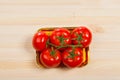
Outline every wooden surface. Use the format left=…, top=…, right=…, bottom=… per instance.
left=0, top=0, right=120, bottom=80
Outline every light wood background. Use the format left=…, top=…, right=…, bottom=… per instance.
left=0, top=0, right=120, bottom=80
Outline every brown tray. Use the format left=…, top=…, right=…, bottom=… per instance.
left=36, top=27, right=89, bottom=68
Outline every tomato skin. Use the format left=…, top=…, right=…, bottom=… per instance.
left=62, top=48, right=83, bottom=68
left=40, top=48, right=61, bottom=68
left=71, top=26, right=92, bottom=48
left=32, top=31, right=49, bottom=51
left=50, top=28, right=71, bottom=46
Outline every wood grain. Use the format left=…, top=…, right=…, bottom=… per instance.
left=0, top=0, right=120, bottom=80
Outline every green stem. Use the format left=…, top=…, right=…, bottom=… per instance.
left=47, top=41, right=58, bottom=48
left=67, top=47, right=76, bottom=58
left=50, top=47, right=55, bottom=56
left=57, top=44, right=82, bottom=49
left=46, top=39, right=59, bottom=48
left=47, top=39, right=83, bottom=50
left=56, top=34, right=66, bottom=46
left=73, top=33, right=83, bottom=45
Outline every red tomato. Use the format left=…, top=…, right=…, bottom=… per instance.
left=32, top=31, right=49, bottom=51
left=71, top=26, right=92, bottom=48
left=40, top=48, right=61, bottom=68
left=50, top=28, right=71, bottom=46
left=62, top=48, right=83, bottom=68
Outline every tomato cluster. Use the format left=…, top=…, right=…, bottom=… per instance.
left=32, top=26, right=92, bottom=68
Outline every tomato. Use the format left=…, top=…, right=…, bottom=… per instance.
left=40, top=48, right=61, bottom=68
left=71, top=26, right=92, bottom=48
left=62, top=48, right=83, bottom=68
left=32, top=31, right=49, bottom=51
left=50, top=28, right=71, bottom=47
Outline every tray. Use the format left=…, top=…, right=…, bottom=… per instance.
left=36, top=27, right=90, bottom=68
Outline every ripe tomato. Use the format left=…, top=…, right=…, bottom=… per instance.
left=40, top=48, right=61, bottom=68
left=32, top=31, right=49, bottom=51
left=71, top=26, right=92, bottom=48
left=62, top=48, right=83, bottom=68
left=50, top=28, right=71, bottom=46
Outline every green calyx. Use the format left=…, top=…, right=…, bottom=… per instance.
left=56, top=34, right=67, bottom=46
left=50, top=47, right=56, bottom=57
left=67, top=47, right=76, bottom=58
left=75, top=33, right=83, bottom=45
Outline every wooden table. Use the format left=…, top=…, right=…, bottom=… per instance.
left=0, top=0, right=120, bottom=80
